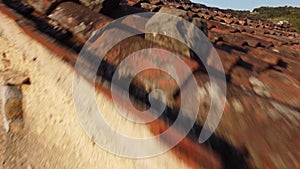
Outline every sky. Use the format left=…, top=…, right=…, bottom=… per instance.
left=191, top=0, right=300, bottom=11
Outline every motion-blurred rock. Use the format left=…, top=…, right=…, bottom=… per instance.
left=5, top=98, right=22, bottom=120
left=0, top=69, right=29, bottom=85
left=9, top=119, right=24, bottom=133
left=0, top=69, right=28, bottom=132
